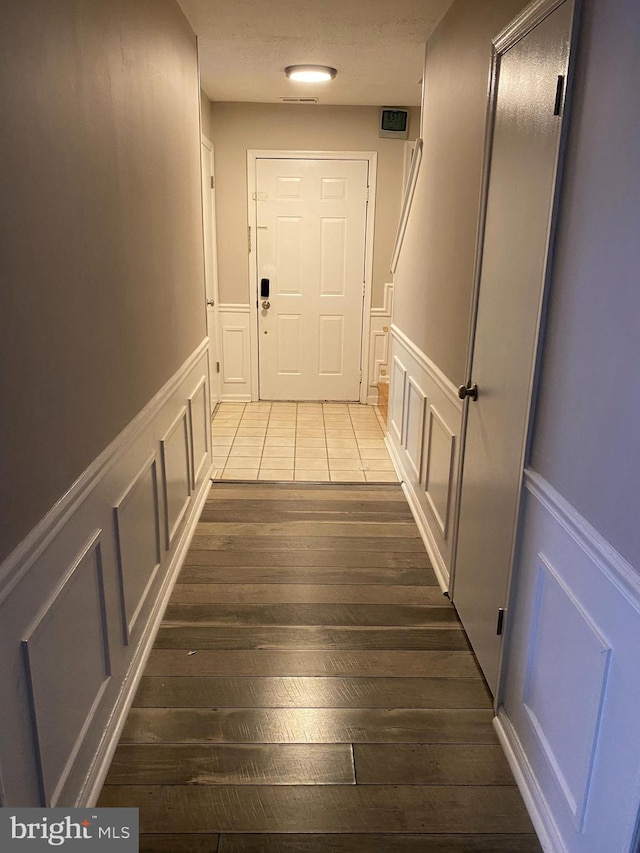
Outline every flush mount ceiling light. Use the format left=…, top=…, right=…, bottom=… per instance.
left=285, top=65, right=337, bottom=83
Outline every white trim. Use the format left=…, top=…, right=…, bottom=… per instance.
left=79, top=470, right=212, bottom=807
left=494, top=709, right=568, bottom=853
left=390, top=325, right=461, bottom=408
left=218, top=303, right=251, bottom=314
left=247, top=149, right=378, bottom=403
left=371, top=282, right=394, bottom=317
left=494, top=0, right=569, bottom=52
left=0, top=339, right=209, bottom=603
left=386, top=435, right=450, bottom=593
left=523, top=469, right=640, bottom=610
left=390, top=137, right=423, bottom=274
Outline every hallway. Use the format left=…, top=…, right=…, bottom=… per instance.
left=99, top=481, right=540, bottom=850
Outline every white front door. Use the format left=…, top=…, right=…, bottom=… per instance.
left=452, top=0, right=575, bottom=695
left=201, top=137, right=219, bottom=415
left=255, top=158, right=369, bottom=401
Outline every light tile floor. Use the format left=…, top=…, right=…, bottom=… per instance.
left=211, top=402, right=398, bottom=483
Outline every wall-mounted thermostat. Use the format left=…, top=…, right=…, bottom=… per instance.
left=379, top=107, right=409, bottom=139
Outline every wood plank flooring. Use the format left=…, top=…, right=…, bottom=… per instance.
left=99, top=482, right=541, bottom=851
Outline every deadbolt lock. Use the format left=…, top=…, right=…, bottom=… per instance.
left=262, top=300, right=271, bottom=310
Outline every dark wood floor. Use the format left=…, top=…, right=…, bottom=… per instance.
left=99, top=482, right=541, bottom=852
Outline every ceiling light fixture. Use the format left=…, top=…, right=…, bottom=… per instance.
left=285, top=65, right=337, bottom=83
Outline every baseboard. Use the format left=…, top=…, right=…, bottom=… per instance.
left=494, top=709, right=567, bottom=853
left=385, top=435, right=450, bottom=592
left=80, top=466, right=212, bottom=806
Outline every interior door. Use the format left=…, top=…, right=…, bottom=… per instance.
left=255, top=158, right=368, bottom=401
left=452, top=0, right=575, bottom=695
left=201, top=137, right=219, bottom=415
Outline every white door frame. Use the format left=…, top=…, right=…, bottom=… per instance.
left=201, top=134, right=221, bottom=412
left=247, top=150, right=378, bottom=402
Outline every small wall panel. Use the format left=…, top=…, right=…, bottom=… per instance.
left=319, top=316, right=344, bottom=375
left=114, top=456, right=161, bottom=643
left=320, top=218, right=347, bottom=295
left=22, top=533, right=110, bottom=805
left=221, top=327, right=247, bottom=384
left=424, top=406, right=455, bottom=538
left=161, top=408, right=191, bottom=550
left=390, top=357, right=407, bottom=443
left=188, top=376, right=210, bottom=488
left=276, top=217, right=302, bottom=295
left=276, top=315, right=302, bottom=375
left=404, top=378, right=427, bottom=480
left=523, top=557, right=611, bottom=828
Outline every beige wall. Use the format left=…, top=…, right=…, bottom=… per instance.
left=393, top=0, right=526, bottom=382
left=208, top=102, right=420, bottom=307
left=0, top=0, right=206, bottom=562
left=200, top=89, right=214, bottom=140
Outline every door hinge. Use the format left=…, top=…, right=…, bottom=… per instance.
left=216, top=361, right=220, bottom=374
left=210, top=175, right=215, bottom=189
left=248, top=226, right=252, bottom=252
left=366, top=185, right=370, bottom=201
left=359, top=369, right=363, bottom=382
left=496, top=608, right=506, bottom=636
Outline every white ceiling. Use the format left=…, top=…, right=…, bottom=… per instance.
left=178, top=0, right=454, bottom=106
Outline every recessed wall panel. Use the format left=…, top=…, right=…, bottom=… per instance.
left=390, top=357, right=406, bottom=443
left=221, top=327, right=246, bottom=384
left=523, top=558, right=611, bottom=827
left=319, top=316, right=344, bottom=376
left=114, top=456, right=161, bottom=643
left=22, top=534, right=110, bottom=805
left=424, top=407, right=455, bottom=538
left=189, top=377, right=209, bottom=487
left=405, top=379, right=427, bottom=479
left=277, top=315, right=302, bottom=375
left=276, top=217, right=302, bottom=295
left=161, top=408, right=191, bottom=549
left=320, top=218, right=347, bottom=295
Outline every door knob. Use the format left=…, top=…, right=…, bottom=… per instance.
left=206, top=299, right=215, bottom=306
left=262, top=300, right=271, bottom=310
left=457, top=382, right=478, bottom=401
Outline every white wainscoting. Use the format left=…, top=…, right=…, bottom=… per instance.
left=386, top=326, right=463, bottom=590
left=367, top=282, right=394, bottom=404
left=0, top=340, right=213, bottom=808
left=218, top=304, right=252, bottom=401
left=497, top=470, right=640, bottom=853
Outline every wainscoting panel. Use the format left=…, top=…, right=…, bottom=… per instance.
left=497, top=471, right=640, bottom=853
left=387, top=326, right=463, bottom=590
left=424, top=407, right=455, bottom=539
left=161, top=409, right=191, bottom=550
left=0, top=340, right=213, bottom=808
left=23, top=533, right=110, bottom=806
left=188, top=376, right=210, bottom=490
left=114, top=456, right=161, bottom=643
left=218, top=304, right=251, bottom=401
left=390, top=357, right=406, bottom=444
left=404, top=378, right=427, bottom=480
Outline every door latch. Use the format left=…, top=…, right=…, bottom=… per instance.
left=457, top=382, right=479, bottom=401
